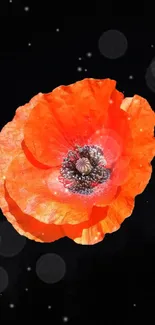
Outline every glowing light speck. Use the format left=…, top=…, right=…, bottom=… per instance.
left=9, top=303, right=15, bottom=308
left=86, top=52, right=92, bottom=57
left=63, top=316, right=69, bottom=322
left=24, top=6, right=29, bottom=11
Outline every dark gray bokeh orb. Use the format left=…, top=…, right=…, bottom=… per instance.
left=145, top=59, right=155, bottom=93
left=0, top=221, right=26, bottom=257
left=36, top=253, right=66, bottom=284
left=98, top=29, right=128, bottom=59
left=0, top=267, right=9, bottom=293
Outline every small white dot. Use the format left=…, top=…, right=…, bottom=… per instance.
left=95, top=130, right=100, bottom=134
left=85, top=68, right=87, bottom=71
left=127, top=117, right=131, bottom=120
left=146, top=200, right=148, bottom=203
left=65, top=189, right=69, bottom=193
left=63, top=316, right=69, bottom=322
left=151, top=44, right=154, bottom=48
left=97, top=232, right=101, bottom=235
left=28, top=42, right=31, bottom=47
left=9, top=0, right=12, bottom=3
left=109, top=99, right=113, bottom=104
left=77, top=67, right=82, bottom=72
left=24, top=6, right=29, bottom=12
left=9, top=304, right=15, bottom=308
left=129, top=75, right=133, bottom=80
left=27, top=267, right=31, bottom=271
left=140, top=128, right=143, bottom=132
left=133, top=303, right=136, bottom=307
left=86, top=52, right=92, bottom=57
left=25, top=288, right=28, bottom=291
left=48, top=305, right=52, bottom=309
left=42, top=232, right=44, bottom=235
left=54, top=191, right=57, bottom=195
left=2, top=176, right=6, bottom=180
left=95, top=236, right=98, bottom=240
left=56, top=28, right=60, bottom=32
left=78, top=57, right=82, bottom=60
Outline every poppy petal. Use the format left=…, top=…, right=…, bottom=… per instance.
left=0, top=93, right=45, bottom=232
left=24, top=96, right=71, bottom=167
left=3, top=185, right=64, bottom=242
left=5, top=152, right=91, bottom=225
left=120, top=95, right=155, bottom=195
left=44, top=78, right=117, bottom=147
left=121, top=95, right=155, bottom=161
left=73, top=188, right=134, bottom=245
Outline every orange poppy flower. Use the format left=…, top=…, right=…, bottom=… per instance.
left=0, top=78, right=155, bottom=245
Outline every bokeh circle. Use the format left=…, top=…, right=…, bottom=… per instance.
left=0, top=221, right=26, bottom=257
left=36, top=253, right=66, bottom=284
left=98, top=29, right=128, bottom=59
left=0, top=267, right=9, bottom=293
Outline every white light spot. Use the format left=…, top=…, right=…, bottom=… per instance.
left=48, top=305, right=52, bottom=309
left=2, top=176, right=6, bottom=180
left=140, top=128, right=143, bottom=132
left=78, top=57, right=82, bottom=60
left=95, top=130, right=100, bottom=134
left=63, top=316, right=69, bottom=322
left=77, top=67, right=82, bottom=72
left=42, top=232, right=44, bottom=235
left=129, top=75, right=133, bottom=79
left=146, top=200, right=148, bottom=203
left=85, top=68, right=87, bottom=71
left=127, top=117, right=131, bottom=120
left=28, top=42, right=31, bottom=47
left=151, top=44, right=154, bottom=48
left=133, top=303, right=136, bottom=307
left=109, top=99, right=113, bottom=104
left=9, top=0, right=12, bottom=2
left=56, top=28, right=60, bottom=32
left=97, top=232, right=101, bottom=235
left=25, top=288, right=28, bottom=291
left=24, top=6, right=29, bottom=11
left=27, top=267, right=31, bottom=271
left=65, top=189, right=69, bottom=193
left=86, top=52, right=92, bottom=57
left=54, top=191, right=57, bottom=195
left=9, top=303, right=15, bottom=308
left=95, top=236, right=98, bottom=240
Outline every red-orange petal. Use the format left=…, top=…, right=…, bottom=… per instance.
left=5, top=152, right=91, bottom=225
left=3, top=185, right=64, bottom=242
left=0, top=93, right=46, bottom=232
left=121, top=95, right=155, bottom=161
left=24, top=96, right=70, bottom=167
left=73, top=188, right=135, bottom=245
left=24, top=79, right=117, bottom=167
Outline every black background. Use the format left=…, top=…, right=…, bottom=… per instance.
left=0, top=3, right=155, bottom=324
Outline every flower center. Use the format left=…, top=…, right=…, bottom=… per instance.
left=59, top=145, right=111, bottom=195
left=75, top=157, right=92, bottom=175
